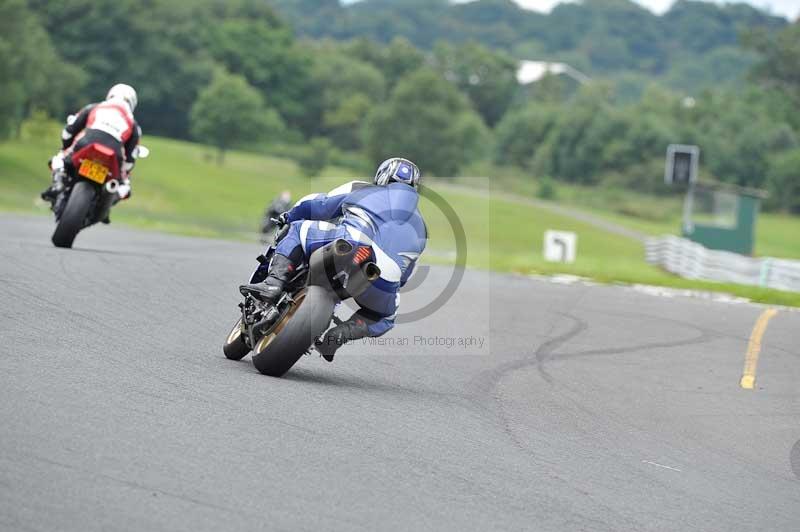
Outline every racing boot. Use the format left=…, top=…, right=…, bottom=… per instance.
left=40, top=172, right=65, bottom=205
left=40, top=186, right=59, bottom=204
left=41, top=156, right=66, bottom=205
left=239, top=253, right=296, bottom=304
left=315, top=315, right=370, bottom=362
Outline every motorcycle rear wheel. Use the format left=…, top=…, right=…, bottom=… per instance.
left=52, top=180, right=95, bottom=248
left=251, top=286, right=336, bottom=377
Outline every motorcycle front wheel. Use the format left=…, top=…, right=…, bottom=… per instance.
left=223, top=317, right=250, bottom=360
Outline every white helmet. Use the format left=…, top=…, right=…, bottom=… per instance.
left=106, top=83, right=138, bottom=111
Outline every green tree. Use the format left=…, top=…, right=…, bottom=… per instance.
left=432, top=42, right=518, bottom=126
left=667, top=0, right=785, bottom=54
left=297, top=137, right=332, bottom=177
left=28, top=0, right=309, bottom=138
left=451, top=0, right=534, bottom=49
left=665, top=47, right=758, bottom=93
left=494, top=104, right=559, bottom=168
left=190, top=70, right=284, bottom=163
left=306, top=47, right=387, bottom=150
left=766, top=149, right=800, bottom=213
left=29, top=0, right=140, bottom=104
left=321, top=94, right=373, bottom=151
left=365, top=68, right=488, bottom=176
left=683, top=88, right=787, bottom=188
left=745, top=22, right=800, bottom=128
left=531, top=84, right=615, bottom=184
left=271, top=0, right=342, bottom=36
left=271, top=0, right=787, bottom=95
left=30, top=0, right=215, bottom=138
left=526, top=82, right=678, bottom=188
left=0, top=0, right=85, bottom=137
left=204, top=17, right=315, bottom=135
left=537, top=176, right=558, bottom=200
left=343, top=37, right=425, bottom=90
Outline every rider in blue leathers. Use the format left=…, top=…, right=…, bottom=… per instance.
left=242, top=157, right=426, bottom=361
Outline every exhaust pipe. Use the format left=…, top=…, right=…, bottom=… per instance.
left=333, top=239, right=354, bottom=256
left=105, top=179, right=119, bottom=194
left=363, top=262, right=381, bottom=281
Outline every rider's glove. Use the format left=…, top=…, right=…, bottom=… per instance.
left=315, top=318, right=370, bottom=362
left=269, top=212, right=289, bottom=228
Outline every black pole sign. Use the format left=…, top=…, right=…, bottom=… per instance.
left=665, top=144, right=699, bottom=185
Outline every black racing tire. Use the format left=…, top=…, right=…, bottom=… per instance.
left=52, top=180, right=95, bottom=248
left=251, top=286, right=336, bottom=377
left=223, top=317, right=250, bottom=361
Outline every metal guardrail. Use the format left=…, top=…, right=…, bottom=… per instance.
left=645, top=235, right=800, bottom=293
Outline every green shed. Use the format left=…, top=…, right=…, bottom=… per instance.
left=682, top=182, right=767, bottom=256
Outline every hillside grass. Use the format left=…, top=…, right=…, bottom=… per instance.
left=1, top=133, right=798, bottom=307
left=471, top=171, right=800, bottom=259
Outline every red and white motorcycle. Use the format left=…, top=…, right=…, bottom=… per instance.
left=48, top=141, right=148, bottom=248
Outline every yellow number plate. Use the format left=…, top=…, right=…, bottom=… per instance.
left=78, top=159, right=108, bottom=184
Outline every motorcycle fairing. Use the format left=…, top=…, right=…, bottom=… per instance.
left=70, top=142, right=120, bottom=181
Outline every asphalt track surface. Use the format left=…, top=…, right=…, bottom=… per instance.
left=1, top=213, right=798, bottom=532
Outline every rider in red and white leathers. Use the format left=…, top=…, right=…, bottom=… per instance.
left=42, top=83, right=142, bottom=204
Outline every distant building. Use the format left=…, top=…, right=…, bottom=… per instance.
left=516, top=61, right=591, bottom=85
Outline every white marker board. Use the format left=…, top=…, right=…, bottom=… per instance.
left=544, top=230, right=577, bottom=263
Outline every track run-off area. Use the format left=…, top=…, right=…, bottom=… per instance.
left=1, top=214, right=798, bottom=531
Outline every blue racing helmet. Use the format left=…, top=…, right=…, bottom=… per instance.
left=374, top=157, right=421, bottom=189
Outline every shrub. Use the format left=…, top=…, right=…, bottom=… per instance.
left=537, top=176, right=558, bottom=200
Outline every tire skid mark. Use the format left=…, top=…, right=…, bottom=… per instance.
left=500, top=312, right=797, bottom=490
left=536, top=313, right=589, bottom=383
left=464, top=312, right=593, bottom=453
left=590, top=307, right=752, bottom=343
left=468, top=310, right=719, bottom=443
left=467, top=312, right=587, bottom=399
left=464, top=309, right=796, bottom=526
left=553, top=326, right=717, bottom=364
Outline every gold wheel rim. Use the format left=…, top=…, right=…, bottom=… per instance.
left=254, top=290, right=307, bottom=354
left=255, top=333, right=275, bottom=353
left=226, top=318, right=243, bottom=345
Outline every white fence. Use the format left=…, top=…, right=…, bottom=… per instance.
left=645, top=235, right=800, bottom=293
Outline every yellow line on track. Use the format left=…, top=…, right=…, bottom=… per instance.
left=740, top=308, right=779, bottom=390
